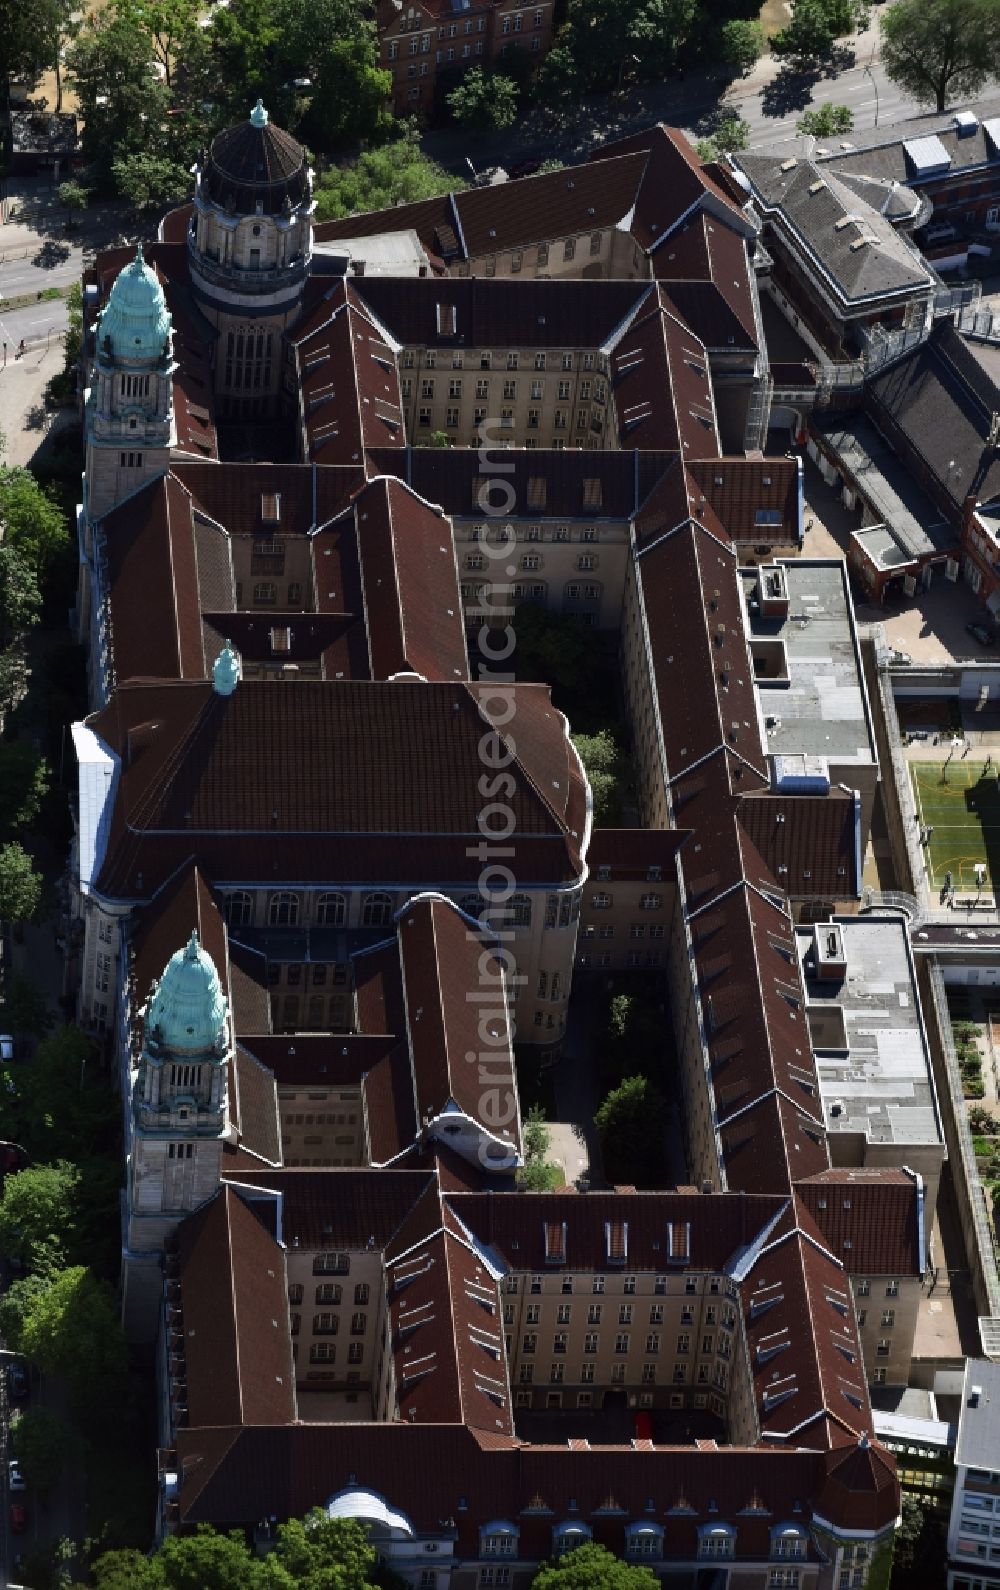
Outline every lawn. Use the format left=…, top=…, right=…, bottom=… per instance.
left=910, top=760, right=1000, bottom=892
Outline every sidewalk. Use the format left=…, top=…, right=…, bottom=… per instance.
left=0, top=343, right=71, bottom=468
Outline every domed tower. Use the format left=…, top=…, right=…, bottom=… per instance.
left=84, top=244, right=175, bottom=520
left=123, top=931, right=233, bottom=1341
left=188, top=100, right=314, bottom=417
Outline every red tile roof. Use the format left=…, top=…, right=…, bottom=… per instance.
left=87, top=678, right=586, bottom=899
left=175, top=1185, right=296, bottom=1427
left=795, top=1171, right=923, bottom=1276
left=738, top=789, right=859, bottom=899
left=397, top=896, right=520, bottom=1157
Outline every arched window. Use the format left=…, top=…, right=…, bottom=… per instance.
left=506, top=893, right=531, bottom=929
left=553, top=1522, right=592, bottom=1557
left=625, top=1523, right=664, bottom=1559
left=227, top=891, right=253, bottom=928
left=268, top=891, right=299, bottom=927
left=362, top=893, right=393, bottom=928
left=698, top=1524, right=735, bottom=1560
left=770, top=1524, right=807, bottom=1561
left=316, top=892, right=346, bottom=926
left=481, top=1522, right=519, bottom=1557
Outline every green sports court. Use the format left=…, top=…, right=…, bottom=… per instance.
left=910, top=760, right=1000, bottom=893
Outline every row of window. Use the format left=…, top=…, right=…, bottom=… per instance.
left=510, top=1301, right=728, bottom=1326
left=509, top=1274, right=735, bottom=1300
left=225, top=890, right=546, bottom=929
left=464, top=525, right=605, bottom=543
left=291, top=1311, right=368, bottom=1336
left=520, top=1331, right=720, bottom=1356
left=461, top=582, right=602, bottom=604
left=305, top=1342, right=364, bottom=1364
left=415, top=377, right=606, bottom=402
left=288, top=1283, right=369, bottom=1305
left=516, top=1360, right=725, bottom=1385
left=466, top=554, right=601, bottom=572
left=403, top=350, right=602, bottom=374
left=416, top=406, right=600, bottom=433
left=581, top=924, right=666, bottom=940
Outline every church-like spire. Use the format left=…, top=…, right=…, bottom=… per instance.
left=250, top=98, right=269, bottom=128
left=144, top=929, right=228, bottom=1059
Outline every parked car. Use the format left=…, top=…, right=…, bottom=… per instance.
left=9, top=1501, right=27, bottom=1534
left=966, top=621, right=996, bottom=646
left=8, top=1458, right=26, bottom=1491
left=0, top=1035, right=13, bottom=1063
left=6, top=1362, right=28, bottom=1403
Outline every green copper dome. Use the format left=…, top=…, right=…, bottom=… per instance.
left=99, top=244, right=172, bottom=364
left=145, top=931, right=228, bottom=1058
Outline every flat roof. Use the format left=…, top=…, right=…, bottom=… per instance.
left=956, top=1359, right=1000, bottom=1471
left=818, top=414, right=955, bottom=563
left=742, top=559, right=877, bottom=764
left=795, top=915, right=944, bottom=1148
left=852, top=524, right=916, bottom=572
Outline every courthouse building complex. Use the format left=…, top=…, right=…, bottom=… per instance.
left=67, top=104, right=917, bottom=1585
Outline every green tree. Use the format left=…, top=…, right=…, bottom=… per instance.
left=881, top=0, right=1000, bottom=110
left=0, top=744, right=50, bottom=838
left=721, top=19, right=765, bottom=72
left=0, top=1161, right=79, bottom=1271
left=17, top=1267, right=128, bottom=1417
left=11, top=1407, right=73, bottom=1495
left=0, top=1274, right=51, bottom=1350
left=313, top=126, right=460, bottom=221
left=772, top=0, right=868, bottom=64
left=572, top=729, right=620, bottom=824
left=520, top=1104, right=563, bottom=1190
left=796, top=102, right=855, bottom=135
left=0, top=650, right=29, bottom=721
left=115, top=0, right=201, bottom=87
left=288, top=13, right=393, bottom=153
left=448, top=67, right=520, bottom=130
left=90, top=1550, right=165, bottom=1590
left=1, top=0, right=65, bottom=95
left=0, top=842, right=42, bottom=926
left=510, top=604, right=596, bottom=695
left=537, top=0, right=698, bottom=100
left=0, top=973, right=53, bottom=1039
left=594, top=1073, right=668, bottom=1185
left=111, top=151, right=193, bottom=208
left=695, top=112, right=750, bottom=160
left=267, top=1511, right=389, bottom=1587
left=56, top=181, right=89, bottom=227
left=156, top=1525, right=266, bottom=1589
left=891, top=1494, right=947, bottom=1585
left=532, top=1542, right=661, bottom=1587
left=65, top=8, right=180, bottom=187
left=0, top=546, right=42, bottom=643
left=0, top=467, right=69, bottom=578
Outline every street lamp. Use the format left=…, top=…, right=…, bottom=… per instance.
left=863, top=62, right=879, bottom=127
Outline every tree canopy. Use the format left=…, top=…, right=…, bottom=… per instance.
left=572, top=730, right=621, bottom=824
left=0, top=467, right=70, bottom=580
left=881, top=0, right=1000, bottom=110
left=594, top=1073, right=668, bottom=1186
left=721, top=19, right=765, bottom=72
left=796, top=102, right=855, bottom=136
left=0, top=545, right=42, bottom=645
left=11, top=1407, right=73, bottom=1495
left=15, top=1266, right=129, bottom=1419
left=448, top=67, right=520, bottom=130
left=0, top=842, right=42, bottom=925
left=695, top=112, right=750, bottom=161
left=86, top=1513, right=398, bottom=1588
left=0, top=744, right=50, bottom=840
left=0, top=1161, right=81, bottom=1272
left=313, top=127, right=459, bottom=221
left=772, top=0, right=868, bottom=64
left=532, top=1542, right=661, bottom=1587
left=537, top=0, right=699, bottom=99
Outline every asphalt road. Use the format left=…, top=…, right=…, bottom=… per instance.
left=0, top=248, right=82, bottom=301
left=0, top=299, right=69, bottom=356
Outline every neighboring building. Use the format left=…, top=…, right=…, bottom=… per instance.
left=8, top=103, right=79, bottom=174
left=739, top=559, right=879, bottom=849
left=947, top=1359, right=1000, bottom=1590
left=374, top=0, right=556, bottom=118
left=731, top=152, right=936, bottom=359
left=813, top=105, right=1000, bottom=274
left=796, top=916, right=944, bottom=1225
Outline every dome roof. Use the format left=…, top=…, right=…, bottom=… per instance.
left=99, top=244, right=171, bottom=363
left=202, top=101, right=308, bottom=216
left=145, top=931, right=228, bottom=1057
